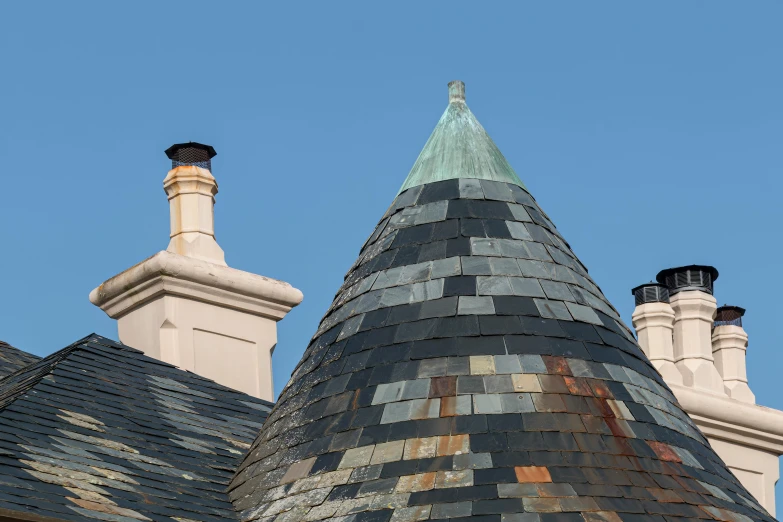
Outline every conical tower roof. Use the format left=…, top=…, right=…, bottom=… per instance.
left=230, top=82, right=773, bottom=522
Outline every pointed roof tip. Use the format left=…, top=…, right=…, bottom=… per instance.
left=396, top=80, right=526, bottom=194
left=448, top=80, right=465, bottom=103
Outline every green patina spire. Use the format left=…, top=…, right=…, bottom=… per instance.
left=397, top=80, right=525, bottom=194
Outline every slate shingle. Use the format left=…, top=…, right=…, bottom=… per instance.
left=0, top=334, right=271, bottom=521
left=0, top=340, right=40, bottom=378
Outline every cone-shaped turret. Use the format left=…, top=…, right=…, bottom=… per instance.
left=230, top=83, right=773, bottom=522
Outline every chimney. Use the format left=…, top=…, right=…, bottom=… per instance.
left=631, top=283, right=682, bottom=385
left=90, top=143, right=303, bottom=400
left=657, top=265, right=725, bottom=394
left=163, top=142, right=225, bottom=265
left=712, top=306, right=755, bottom=403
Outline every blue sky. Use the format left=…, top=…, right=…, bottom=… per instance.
left=2, top=0, right=782, bottom=484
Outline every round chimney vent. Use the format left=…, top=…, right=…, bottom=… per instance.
left=631, top=283, right=670, bottom=306
left=656, top=265, right=719, bottom=295
left=714, top=305, right=745, bottom=328
left=165, top=142, right=217, bottom=171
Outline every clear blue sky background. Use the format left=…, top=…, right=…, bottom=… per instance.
left=2, top=0, right=782, bottom=498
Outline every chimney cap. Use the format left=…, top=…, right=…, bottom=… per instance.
left=656, top=265, right=719, bottom=295
left=715, top=305, right=746, bottom=327
left=631, top=282, right=670, bottom=306
left=165, top=142, right=217, bottom=160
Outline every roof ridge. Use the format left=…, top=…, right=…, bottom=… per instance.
left=0, top=334, right=136, bottom=409
left=0, top=338, right=41, bottom=379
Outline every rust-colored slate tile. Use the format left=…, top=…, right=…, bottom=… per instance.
left=647, top=441, right=682, bottom=463
left=429, top=376, right=456, bottom=398
left=563, top=376, right=593, bottom=396
left=587, top=379, right=613, bottom=398
left=515, top=466, right=552, bottom=483
left=439, top=396, right=461, bottom=417
left=542, top=356, right=572, bottom=376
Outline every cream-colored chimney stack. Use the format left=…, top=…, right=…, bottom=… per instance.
left=657, top=266, right=725, bottom=395
left=90, top=143, right=303, bottom=400
left=712, top=306, right=755, bottom=403
left=631, top=267, right=783, bottom=515
left=630, top=283, right=682, bottom=385
left=162, top=143, right=226, bottom=265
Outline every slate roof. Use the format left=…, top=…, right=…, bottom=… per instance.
left=0, top=340, right=40, bottom=379
left=0, top=333, right=272, bottom=522
left=229, top=83, right=775, bottom=522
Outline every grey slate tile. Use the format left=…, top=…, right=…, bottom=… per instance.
left=457, top=297, right=496, bottom=315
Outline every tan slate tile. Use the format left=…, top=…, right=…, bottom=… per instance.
left=289, top=469, right=353, bottom=494
left=511, top=374, right=541, bottom=393
left=436, top=434, right=469, bottom=456
left=582, top=512, right=624, bottom=522
left=522, top=497, right=561, bottom=512
left=338, top=446, right=375, bottom=469
left=435, top=469, right=473, bottom=488
left=403, top=437, right=437, bottom=460
left=371, top=440, right=405, bottom=464
left=470, top=355, right=496, bottom=375
left=390, top=505, right=432, bottom=522
left=280, top=457, right=317, bottom=484
left=395, top=473, right=436, bottom=493
left=66, top=497, right=151, bottom=521
left=370, top=493, right=411, bottom=510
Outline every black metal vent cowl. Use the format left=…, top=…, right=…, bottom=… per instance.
left=656, top=265, right=719, bottom=296
left=632, top=283, right=670, bottom=306
left=714, top=305, right=746, bottom=328
left=164, top=142, right=217, bottom=171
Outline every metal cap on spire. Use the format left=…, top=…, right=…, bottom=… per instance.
left=448, top=80, right=465, bottom=103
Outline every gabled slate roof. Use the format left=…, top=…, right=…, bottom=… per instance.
left=230, top=82, right=774, bottom=522
left=0, top=340, right=40, bottom=378
left=0, top=334, right=272, bottom=522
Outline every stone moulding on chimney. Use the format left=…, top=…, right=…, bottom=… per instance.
left=89, top=250, right=303, bottom=321
left=90, top=250, right=303, bottom=401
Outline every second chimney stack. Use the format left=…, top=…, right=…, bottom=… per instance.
left=656, top=266, right=726, bottom=394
